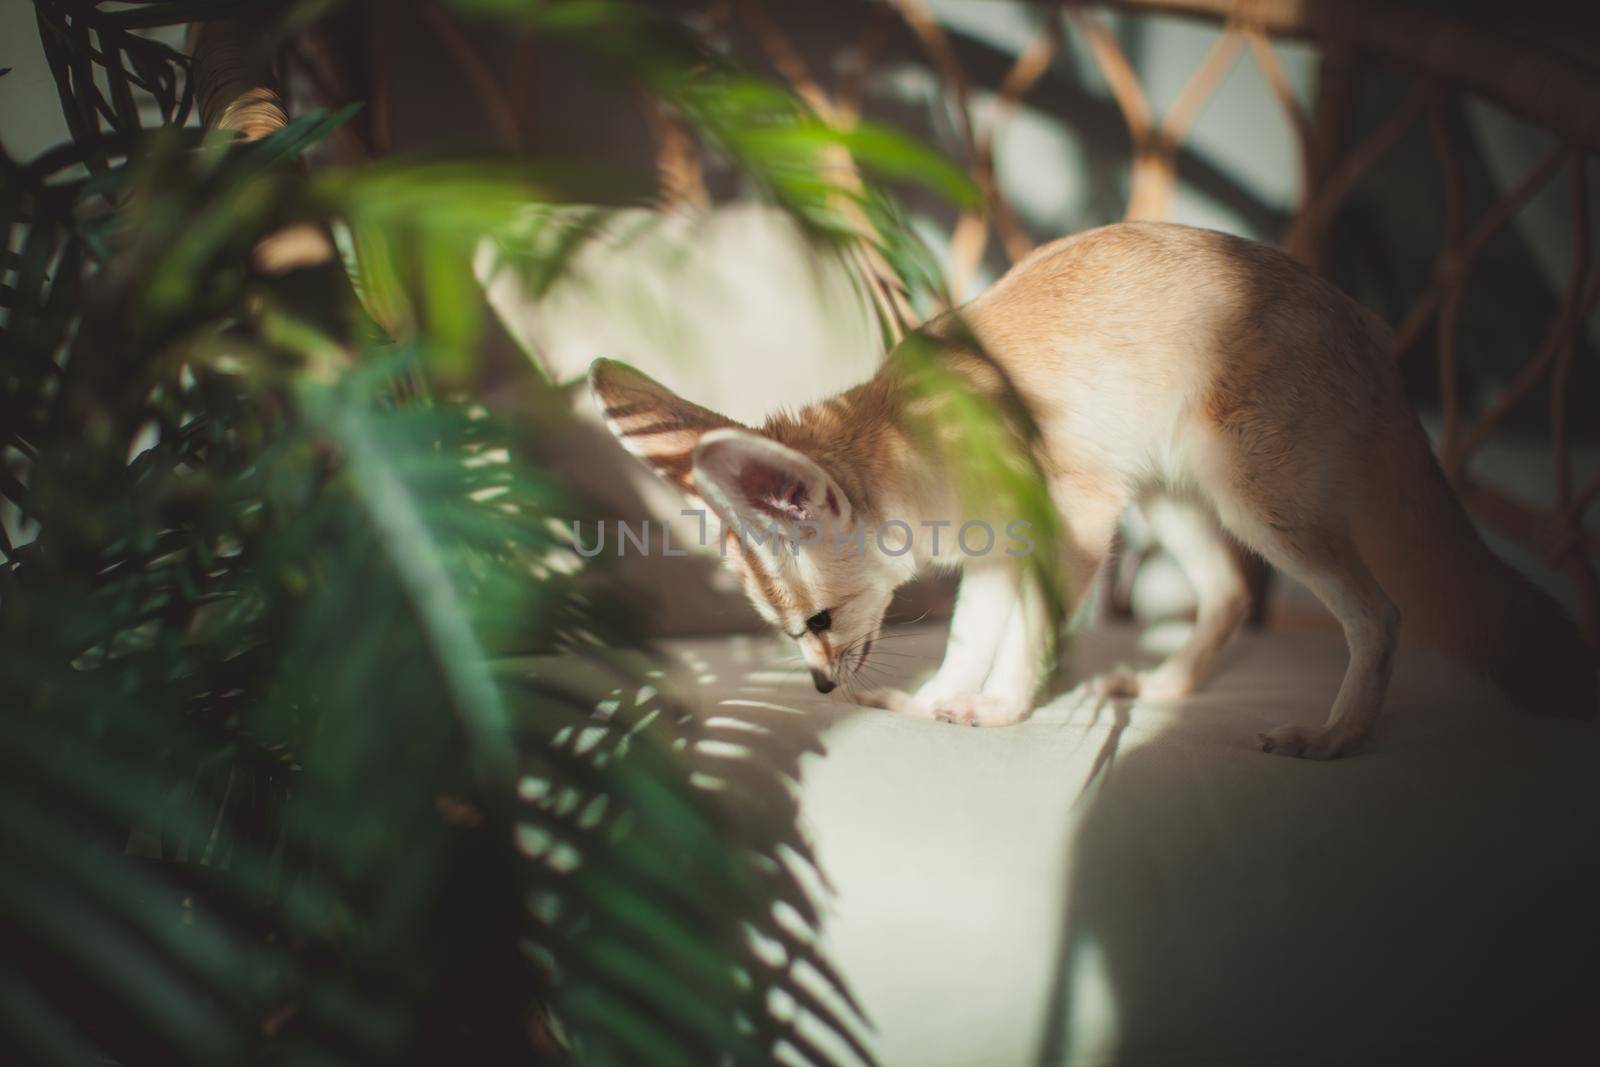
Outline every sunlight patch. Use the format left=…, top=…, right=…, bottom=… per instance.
left=1062, top=936, right=1121, bottom=1065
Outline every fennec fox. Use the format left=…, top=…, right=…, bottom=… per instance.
left=591, top=222, right=1597, bottom=758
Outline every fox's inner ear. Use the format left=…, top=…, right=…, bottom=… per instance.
left=588, top=358, right=740, bottom=496
left=692, top=429, right=850, bottom=530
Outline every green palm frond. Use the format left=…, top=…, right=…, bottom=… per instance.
left=2, top=0, right=1066, bottom=1062
left=446, top=0, right=972, bottom=328
left=3, top=4, right=923, bottom=1062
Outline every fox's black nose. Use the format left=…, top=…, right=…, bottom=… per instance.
left=811, top=670, right=836, bottom=694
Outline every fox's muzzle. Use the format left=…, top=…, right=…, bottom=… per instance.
left=810, top=669, right=836, bottom=694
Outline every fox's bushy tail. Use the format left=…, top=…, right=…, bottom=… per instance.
left=1353, top=407, right=1597, bottom=718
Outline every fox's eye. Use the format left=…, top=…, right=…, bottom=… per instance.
left=805, top=610, right=832, bottom=634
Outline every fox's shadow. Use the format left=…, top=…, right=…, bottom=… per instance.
left=1035, top=638, right=1600, bottom=1066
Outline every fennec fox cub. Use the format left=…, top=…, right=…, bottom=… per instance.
left=590, top=222, right=1597, bottom=758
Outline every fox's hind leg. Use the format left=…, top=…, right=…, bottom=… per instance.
left=1254, top=532, right=1397, bottom=758
left=1095, top=492, right=1250, bottom=700
left=1208, top=488, right=1399, bottom=759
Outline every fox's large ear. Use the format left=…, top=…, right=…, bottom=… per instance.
left=692, top=428, right=851, bottom=530
left=588, top=358, right=740, bottom=496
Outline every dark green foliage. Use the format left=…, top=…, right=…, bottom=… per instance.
left=1, top=2, right=1018, bottom=1063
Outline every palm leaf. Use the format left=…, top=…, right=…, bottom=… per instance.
left=0, top=3, right=1024, bottom=1064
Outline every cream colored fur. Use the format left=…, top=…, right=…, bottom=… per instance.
left=591, top=221, right=1597, bottom=758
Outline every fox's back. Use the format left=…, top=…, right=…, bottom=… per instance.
left=944, top=222, right=1398, bottom=482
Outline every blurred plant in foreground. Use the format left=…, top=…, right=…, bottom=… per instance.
left=0, top=1, right=1060, bottom=1063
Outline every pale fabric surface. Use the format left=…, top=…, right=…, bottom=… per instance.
left=654, top=623, right=1600, bottom=1067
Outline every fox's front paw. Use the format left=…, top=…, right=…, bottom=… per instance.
left=930, top=693, right=1031, bottom=728
left=1258, top=723, right=1365, bottom=760
left=859, top=687, right=1032, bottom=727
left=856, top=687, right=937, bottom=720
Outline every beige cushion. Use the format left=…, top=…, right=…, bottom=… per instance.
left=653, top=621, right=1600, bottom=1065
